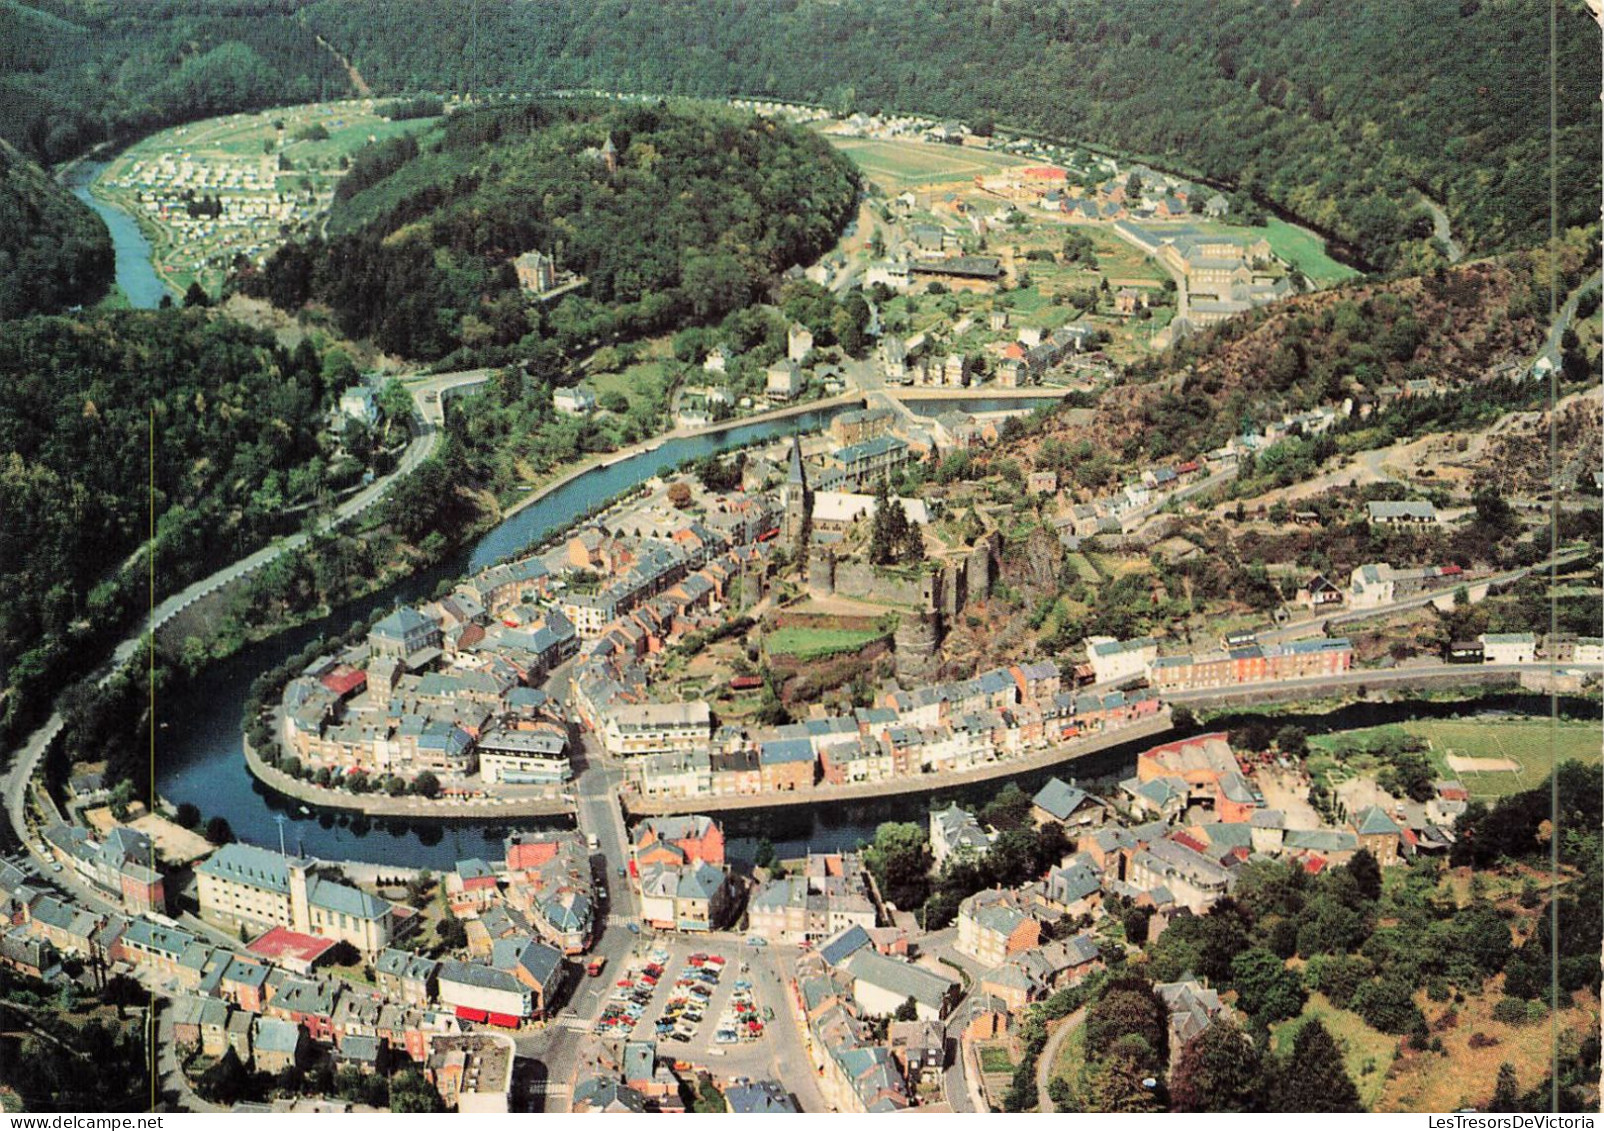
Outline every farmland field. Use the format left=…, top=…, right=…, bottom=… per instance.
left=766, top=626, right=884, bottom=659
left=1309, top=718, right=1601, bottom=799
left=827, top=137, right=1032, bottom=191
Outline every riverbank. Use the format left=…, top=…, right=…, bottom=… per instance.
left=242, top=735, right=576, bottom=819
left=622, top=711, right=1174, bottom=817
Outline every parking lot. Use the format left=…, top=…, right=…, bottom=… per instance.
left=583, top=935, right=805, bottom=1072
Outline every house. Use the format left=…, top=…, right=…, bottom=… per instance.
left=169, top=995, right=231, bottom=1058
left=1367, top=500, right=1439, bottom=526
left=436, top=961, right=533, bottom=1025
left=573, top=1077, right=649, bottom=1114
left=1156, top=979, right=1229, bottom=1055
left=725, top=1080, right=800, bottom=1114
left=929, top=804, right=992, bottom=865
left=888, top=1019, right=946, bottom=1087
left=514, top=250, right=556, bottom=294
left=375, top=949, right=439, bottom=1006
left=766, top=359, right=804, bottom=402
left=427, top=1033, right=516, bottom=1113
left=338, top=387, right=378, bottom=425
left=955, top=890, right=1040, bottom=966
left=842, top=950, right=960, bottom=1021
left=1295, top=574, right=1344, bottom=609
left=553, top=386, right=597, bottom=415
left=1084, top=636, right=1158, bottom=684
left=1351, top=806, right=1406, bottom=866
left=1480, top=632, right=1537, bottom=665
left=252, top=1017, right=308, bottom=1073
left=489, top=935, right=565, bottom=1017
left=1031, top=778, right=1108, bottom=829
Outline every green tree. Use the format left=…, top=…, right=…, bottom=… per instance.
left=1267, top=1020, right=1362, bottom=1112
left=1228, top=947, right=1305, bottom=1026
left=204, top=815, right=235, bottom=845
left=389, top=1069, right=446, bottom=1112
left=894, top=996, right=920, bottom=1022
left=1488, top=1063, right=1519, bottom=1112
left=1170, top=1019, right=1261, bottom=1112
left=412, top=771, right=441, bottom=799
left=1345, top=848, right=1382, bottom=902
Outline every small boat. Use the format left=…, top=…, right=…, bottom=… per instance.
left=296, top=805, right=311, bottom=816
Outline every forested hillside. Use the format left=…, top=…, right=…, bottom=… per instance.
left=0, top=0, right=352, bottom=166
left=302, top=0, right=1600, bottom=271
left=1026, top=228, right=1600, bottom=470
left=0, top=138, right=111, bottom=317
left=245, top=100, right=859, bottom=361
left=0, top=311, right=354, bottom=752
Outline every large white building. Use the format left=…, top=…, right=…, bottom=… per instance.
left=1085, top=636, right=1159, bottom=684
left=195, top=842, right=403, bottom=957
left=1479, top=632, right=1536, bottom=665
left=601, top=702, right=711, bottom=758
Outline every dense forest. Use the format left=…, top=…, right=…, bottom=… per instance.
left=0, top=0, right=352, bottom=166
left=300, top=0, right=1601, bottom=269
left=0, top=310, right=361, bottom=755
left=0, top=138, right=111, bottom=317
left=244, top=100, right=859, bottom=362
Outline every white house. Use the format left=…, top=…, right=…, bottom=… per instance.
left=1479, top=632, right=1536, bottom=665
left=1084, top=636, right=1159, bottom=684
left=554, top=386, right=597, bottom=415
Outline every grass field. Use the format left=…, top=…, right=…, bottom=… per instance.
left=1213, top=217, right=1359, bottom=286
left=1309, top=718, right=1601, bottom=799
left=828, top=137, right=1032, bottom=191
left=1064, top=552, right=1102, bottom=583
left=1271, top=994, right=1397, bottom=1110
left=978, top=1046, right=1017, bottom=1074
left=1377, top=989, right=1600, bottom=1112
left=765, top=626, right=884, bottom=659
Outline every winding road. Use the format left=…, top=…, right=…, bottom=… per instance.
left=1418, top=195, right=1463, bottom=264
left=1035, top=1007, right=1087, bottom=1113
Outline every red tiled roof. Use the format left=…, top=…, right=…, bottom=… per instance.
left=321, top=668, right=368, bottom=696
left=247, top=926, right=337, bottom=965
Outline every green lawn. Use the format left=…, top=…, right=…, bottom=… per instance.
left=1308, top=718, right=1601, bottom=799
left=978, top=1046, right=1016, bottom=1074
left=1213, top=218, right=1359, bottom=286
left=827, top=137, right=1031, bottom=191
left=1271, top=993, right=1396, bottom=1110
left=765, top=626, right=884, bottom=659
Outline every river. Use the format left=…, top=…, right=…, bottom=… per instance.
left=63, top=161, right=172, bottom=310
left=155, top=408, right=849, bottom=868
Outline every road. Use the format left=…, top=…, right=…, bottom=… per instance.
left=1160, top=660, right=1602, bottom=707
left=1418, top=195, right=1463, bottom=264
left=1, top=371, right=456, bottom=871
left=1035, top=1007, right=1086, bottom=1113
left=1248, top=548, right=1592, bottom=646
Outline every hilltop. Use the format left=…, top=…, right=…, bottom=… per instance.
left=300, top=0, right=1601, bottom=270
left=0, top=139, right=111, bottom=317
left=244, top=100, right=860, bottom=361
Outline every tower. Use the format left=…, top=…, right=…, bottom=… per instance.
left=600, top=134, right=618, bottom=177
left=782, top=434, right=810, bottom=544
left=288, top=859, right=312, bottom=934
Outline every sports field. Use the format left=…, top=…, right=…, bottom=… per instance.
left=828, top=137, right=1032, bottom=191
left=1311, top=717, right=1600, bottom=799
left=1215, top=217, right=1358, bottom=286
